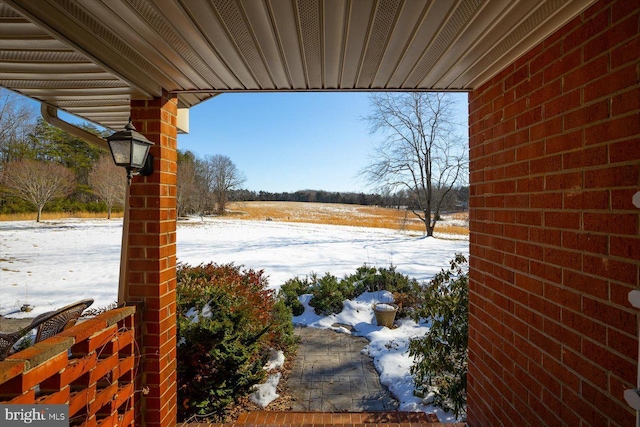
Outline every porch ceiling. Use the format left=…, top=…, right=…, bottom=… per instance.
left=1, top=0, right=595, bottom=131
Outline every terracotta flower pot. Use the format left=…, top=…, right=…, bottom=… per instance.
left=372, top=303, right=398, bottom=328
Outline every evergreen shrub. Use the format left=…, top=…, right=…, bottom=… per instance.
left=284, top=265, right=421, bottom=317
left=278, top=274, right=315, bottom=316
left=176, top=262, right=296, bottom=421
left=349, top=264, right=417, bottom=296
left=349, top=265, right=421, bottom=317
left=308, top=272, right=356, bottom=316
left=409, top=253, right=468, bottom=419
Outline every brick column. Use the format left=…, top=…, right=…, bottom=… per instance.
left=128, top=91, right=178, bottom=427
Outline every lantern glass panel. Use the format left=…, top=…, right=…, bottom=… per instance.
left=131, top=140, right=150, bottom=169
left=108, top=139, right=132, bottom=166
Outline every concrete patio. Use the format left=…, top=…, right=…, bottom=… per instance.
left=288, top=326, right=399, bottom=412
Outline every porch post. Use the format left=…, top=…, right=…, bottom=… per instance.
left=127, top=90, right=178, bottom=427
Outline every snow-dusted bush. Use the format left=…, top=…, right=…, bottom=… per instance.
left=350, top=264, right=422, bottom=317
left=176, top=262, right=295, bottom=421
left=308, top=272, right=355, bottom=315
left=281, top=272, right=357, bottom=316
left=278, top=274, right=314, bottom=316
left=346, top=264, right=419, bottom=298
left=285, top=264, right=421, bottom=317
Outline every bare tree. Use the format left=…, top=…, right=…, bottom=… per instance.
left=0, top=89, right=37, bottom=163
left=1, top=159, right=76, bottom=222
left=201, top=154, right=246, bottom=215
left=177, top=150, right=209, bottom=218
left=88, top=155, right=126, bottom=219
left=362, top=92, right=467, bottom=236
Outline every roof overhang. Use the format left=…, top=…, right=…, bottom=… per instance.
left=0, top=0, right=596, bottom=131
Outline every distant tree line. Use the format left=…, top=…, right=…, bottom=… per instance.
left=177, top=149, right=467, bottom=217
left=229, top=189, right=383, bottom=205
left=228, top=187, right=469, bottom=212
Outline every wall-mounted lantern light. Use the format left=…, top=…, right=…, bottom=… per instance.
left=106, top=118, right=154, bottom=184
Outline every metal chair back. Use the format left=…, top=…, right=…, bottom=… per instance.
left=0, top=299, right=94, bottom=360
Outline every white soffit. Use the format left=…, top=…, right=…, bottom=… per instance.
left=0, top=0, right=596, bottom=130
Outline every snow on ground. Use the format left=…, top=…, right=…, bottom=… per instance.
left=178, top=218, right=468, bottom=290
left=1, top=217, right=467, bottom=316
left=250, top=348, right=286, bottom=408
left=1, top=219, right=123, bottom=315
left=0, top=216, right=468, bottom=422
left=250, top=373, right=282, bottom=408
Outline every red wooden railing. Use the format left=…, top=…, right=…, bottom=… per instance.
left=0, top=306, right=137, bottom=427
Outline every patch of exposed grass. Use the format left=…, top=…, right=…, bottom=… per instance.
left=0, top=202, right=469, bottom=236
left=0, top=212, right=123, bottom=221
left=226, top=202, right=468, bottom=235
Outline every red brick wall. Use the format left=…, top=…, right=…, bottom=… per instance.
left=128, top=91, right=178, bottom=427
left=467, top=0, right=639, bottom=425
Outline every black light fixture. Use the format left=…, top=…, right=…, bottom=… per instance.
left=107, top=118, right=154, bottom=184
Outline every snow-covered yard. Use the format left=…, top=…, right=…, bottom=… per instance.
left=0, top=217, right=468, bottom=421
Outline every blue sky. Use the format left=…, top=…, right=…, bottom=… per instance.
left=178, top=92, right=469, bottom=193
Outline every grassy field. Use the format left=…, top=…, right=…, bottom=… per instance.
left=226, top=201, right=469, bottom=236
left=0, top=202, right=469, bottom=236
left=0, top=211, right=123, bottom=221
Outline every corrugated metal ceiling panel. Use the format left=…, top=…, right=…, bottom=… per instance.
left=0, top=0, right=595, bottom=130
